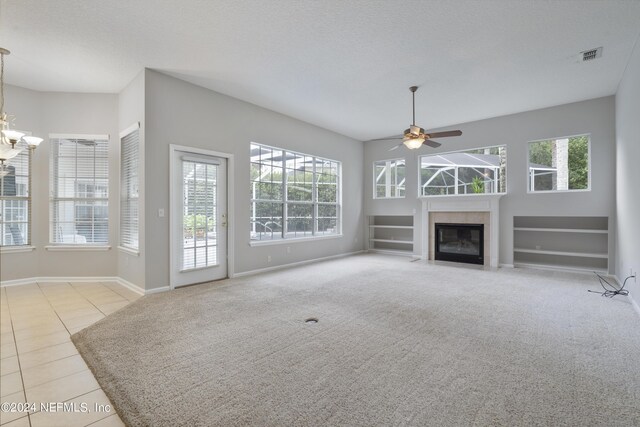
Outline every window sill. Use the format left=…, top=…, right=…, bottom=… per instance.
left=0, top=246, right=36, bottom=254
left=118, top=246, right=140, bottom=256
left=45, top=245, right=112, bottom=252
left=526, top=189, right=591, bottom=194
left=249, top=234, right=343, bottom=247
left=418, top=193, right=506, bottom=199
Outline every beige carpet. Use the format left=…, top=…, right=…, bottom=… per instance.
left=72, top=254, right=640, bottom=426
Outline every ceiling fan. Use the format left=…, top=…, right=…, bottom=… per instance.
left=369, top=86, right=462, bottom=151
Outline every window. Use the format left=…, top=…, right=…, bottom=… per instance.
left=250, top=142, right=340, bottom=241
left=120, top=127, right=139, bottom=251
left=420, top=145, right=507, bottom=196
left=50, top=135, right=109, bottom=244
left=0, top=149, right=30, bottom=246
left=374, top=159, right=405, bottom=198
left=528, top=135, right=590, bottom=192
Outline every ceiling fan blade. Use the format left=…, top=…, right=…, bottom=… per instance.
left=427, top=130, right=462, bottom=138
left=423, top=139, right=442, bottom=148
left=367, top=135, right=403, bottom=142
left=388, top=143, right=403, bottom=151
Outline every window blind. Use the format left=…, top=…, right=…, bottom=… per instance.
left=120, top=129, right=139, bottom=250
left=50, top=136, right=109, bottom=244
left=0, top=149, right=30, bottom=246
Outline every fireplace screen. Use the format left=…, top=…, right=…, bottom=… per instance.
left=435, top=223, right=484, bottom=265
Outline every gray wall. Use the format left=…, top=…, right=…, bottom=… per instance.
left=117, top=70, right=146, bottom=289
left=1, top=85, right=119, bottom=281
left=144, top=70, right=364, bottom=290
left=364, top=96, right=616, bottom=270
left=1, top=72, right=621, bottom=287
left=615, top=37, right=640, bottom=300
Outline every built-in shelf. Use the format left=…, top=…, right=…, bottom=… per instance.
left=369, top=225, right=413, bottom=229
left=368, top=215, right=414, bottom=256
left=513, top=216, right=609, bottom=273
left=513, top=261, right=608, bottom=274
left=513, top=227, right=607, bottom=234
left=513, top=248, right=608, bottom=259
left=370, top=238, right=413, bottom=244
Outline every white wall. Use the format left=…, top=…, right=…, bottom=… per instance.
left=364, top=96, right=617, bottom=270
left=117, top=70, right=146, bottom=289
left=615, top=38, right=640, bottom=301
left=1, top=85, right=119, bottom=281
left=144, top=70, right=364, bottom=291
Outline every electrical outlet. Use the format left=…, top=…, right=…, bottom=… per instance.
left=267, top=255, right=272, bottom=263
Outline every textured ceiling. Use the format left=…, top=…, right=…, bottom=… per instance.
left=2, top=0, right=640, bottom=140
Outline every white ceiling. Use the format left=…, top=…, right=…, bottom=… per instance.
left=2, top=0, right=640, bottom=141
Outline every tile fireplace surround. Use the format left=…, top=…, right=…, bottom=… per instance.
left=421, top=194, right=503, bottom=268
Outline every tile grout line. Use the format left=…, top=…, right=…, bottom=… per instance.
left=5, top=286, right=33, bottom=427
left=4, top=282, right=131, bottom=427
left=26, top=382, right=102, bottom=417
left=35, top=282, right=73, bottom=337
left=67, top=282, right=122, bottom=318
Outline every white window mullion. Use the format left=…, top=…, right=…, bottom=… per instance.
left=282, top=150, right=288, bottom=239
left=312, top=157, right=318, bottom=236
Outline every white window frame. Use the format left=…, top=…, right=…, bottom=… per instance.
left=527, top=133, right=591, bottom=194
left=250, top=142, right=342, bottom=245
left=373, top=158, right=406, bottom=199
left=48, top=133, right=110, bottom=247
left=0, top=146, right=32, bottom=249
left=119, top=123, right=140, bottom=254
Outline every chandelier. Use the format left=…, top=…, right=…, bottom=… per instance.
left=0, top=47, right=42, bottom=177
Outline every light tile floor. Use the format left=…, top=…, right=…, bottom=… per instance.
left=1, top=281, right=141, bottom=427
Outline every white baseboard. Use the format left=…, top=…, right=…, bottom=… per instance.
left=612, top=275, right=640, bottom=318
left=1, top=252, right=365, bottom=293
left=1, top=276, right=119, bottom=287
left=499, top=263, right=514, bottom=268
left=114, top=277, right=145, bottom=296
left=1, top=275, right=149, bottom=295
left=0, top=277, right=41, bottom=287
left=232, top=250, right=364, bottom=278
left=144, top=286, right=171, bottom=295
left=630, top=295, right=640, bottom=318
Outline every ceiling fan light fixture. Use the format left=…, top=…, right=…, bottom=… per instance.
left=403, top=138, right=424, bottom=149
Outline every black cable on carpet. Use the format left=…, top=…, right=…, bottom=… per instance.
left=588, top=272, right=635, bottom=298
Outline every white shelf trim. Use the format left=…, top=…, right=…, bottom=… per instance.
left=514, top=227, right=607, bottom=234
left=513, top=248, right=608, bottom=259
left=368, top=248, right=414, bottom=257
left=370, top=238, right=413, bottom=244
left=514, top=262, right=608, bottom=274
left=369, top=225, right=414, bottom=229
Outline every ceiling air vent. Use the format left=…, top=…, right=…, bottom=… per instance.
left=581, top=47, right=603, bottom=62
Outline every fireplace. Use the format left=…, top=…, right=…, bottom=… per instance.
left=434, top=223, right=484, bottom=265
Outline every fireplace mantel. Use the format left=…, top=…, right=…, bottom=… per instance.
left=421, top=194, right=504, bottom=267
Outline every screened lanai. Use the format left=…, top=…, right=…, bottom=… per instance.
left=420, top=147, right=507, bottom=196
left=250, top=143, right=340, bottom=241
